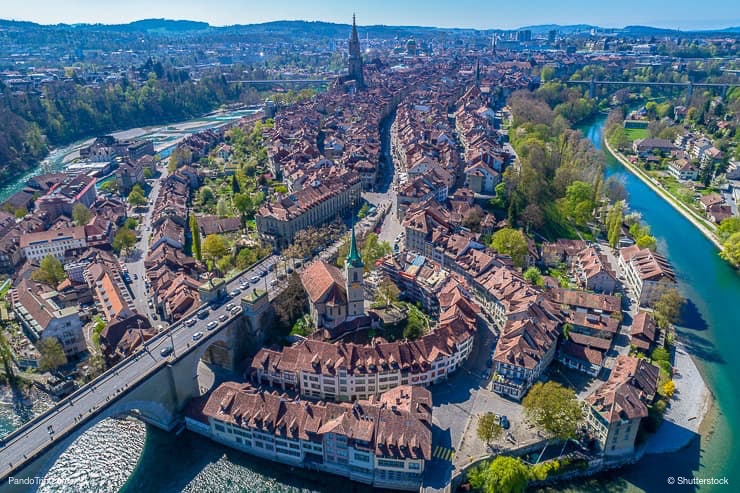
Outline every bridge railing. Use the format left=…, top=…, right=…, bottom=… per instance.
left=0, top=254, right=278, bottom=447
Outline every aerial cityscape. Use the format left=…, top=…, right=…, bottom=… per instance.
left=0, top=2, right=738, bottom=492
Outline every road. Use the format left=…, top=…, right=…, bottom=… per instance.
left=125, top=164, right=168, bottom=323
left=0, top=253, right=289, bottom=481
left=0, top=204, right=390, bottom=481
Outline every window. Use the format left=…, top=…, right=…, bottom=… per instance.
left=377, top=459, right=405, bottom=469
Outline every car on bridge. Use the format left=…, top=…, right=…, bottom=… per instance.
left=160, top=346, right=173, bottom=357
left=197, top=309, right=210, bottom=319
left=206, top=321, right=218, bottom=331
left=192, top=331, right=203, bottom=341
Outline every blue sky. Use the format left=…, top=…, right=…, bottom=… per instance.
left=2, top=0, right=738, bottom=30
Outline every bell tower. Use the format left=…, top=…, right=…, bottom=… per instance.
left=345, top=219, right=365, bottom=319
left=347, top=14, right=365, bottom=88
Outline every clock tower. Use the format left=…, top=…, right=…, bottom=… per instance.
left=344, top=220, right=365, bottom=319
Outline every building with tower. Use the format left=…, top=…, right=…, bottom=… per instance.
left=338, top=14, right=365, bottom=88
left=300, top=221, right=365, bottom=331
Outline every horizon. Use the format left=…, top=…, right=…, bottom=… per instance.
left=1, top=0, right=739, bottom=31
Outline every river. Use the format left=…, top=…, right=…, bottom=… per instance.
left=1, top=114, right=737, bottom=493
left=565, top=115, right=739, bottom=492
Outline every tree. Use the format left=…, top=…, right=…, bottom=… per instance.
left=660, top=380, right=676, bottom=398
left=216, top=197, right=229, bottom=217
left=720, top=232, right=740, bottom=266
left=377, top=278, right=400, bottom=308
left=72, top=203, right=93, bottom=225
left=38, top=337, right=67, bottom=371
left=231, top=174, right=241, bottom=194
left=123, top=217, right=138, bottom=230
left=290, top=314, right=313, bottom=337
left=112, top=227, right=137, bottom=254
left=0, top=330, right=17, bottom=385
left=190, top=215, right=202, bottom=260
left=468, top=456, right=530, bottom=493
left=202, top=234, right=229, bottom=267
left=477, top=413, right=504, bottom=444
left=127, top=185, right=147, bottom=207
left=32, top=255, right=66, bottom=286
left=606, top=201, right=625, bottom=248
left=357, top=202, right=370, bottom=219
left=360, top=233, right=393, bottom=271
left=143, top=168, right=153, bottom=179
left=233, top=193, right=253, bottom=221
left=522, top=381, right=582, bottom=440
left=402, top=304, right=427, bottom=340
left=520, top=203, right=544, bottom=231
left=636, top=235, right=658, bottom=251
left=604, top=176, right=628, bottom=204
left=463, top=206, right=484, bottom=232
left=561, top=181, right=595, bottom=226
left=490, top=228, right=528, bottom=268
left=199, top=186, right=215, bottom=206
left=273, top=273, right=308, bottom=330
left=523, top=267, right=544, bottom=287
left=652, top=289, right=684, bottom=329
left=717, top=217, right=740, bottom=242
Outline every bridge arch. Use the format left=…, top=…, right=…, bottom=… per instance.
left=30, top=399, right=175, bottom=488
left=188, top=326, right=233, bottom=396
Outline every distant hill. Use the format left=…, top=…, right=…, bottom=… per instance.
left=79, top=18, right=210, bottom=33
left=0, top=17, right=738, bottom=37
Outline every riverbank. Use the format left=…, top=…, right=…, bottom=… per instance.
left=602, top=138, right=724, bottom=251
left=645, top=342, right=712, bottom=455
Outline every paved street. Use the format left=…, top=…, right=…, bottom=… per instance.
left=0, top=252, right=289, bottom=480
left=125, top=165, right=168, bottom=322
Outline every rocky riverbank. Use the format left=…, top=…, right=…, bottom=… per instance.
left=645, top=343, right=713, bottom=455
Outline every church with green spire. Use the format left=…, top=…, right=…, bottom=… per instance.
left=299, top=219, right=366, bottom=331
left=344, top=221, right=365, bottom=319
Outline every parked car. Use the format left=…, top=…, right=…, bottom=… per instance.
left=270, top=279, right=279, bottom=287
left=230, top=306, right=242, bottom=314
left=219, top=314, right=228, bottom=322
left=250, top=276, right=260, bottom=283
left=230, top=288, right=241, bottom=296
left=185, top=318, right=197, bottom=327
left=159, top=346, right=173, bottom=357
left=226, top=303, right=235, bottom=311
left=206, top=321, right=218, bottom=331
left=259, top=270, right=268, bottom=277
left=268, top=264, right=275, bottom=272
left=197, top=309, right=210, bottom=319
left=192, top=331, right=203, bottom=341
left=501, top=416, right=510, bottom=430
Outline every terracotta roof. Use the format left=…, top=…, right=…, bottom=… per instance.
left=300, top=261, right=348, bottom=304
left=194, top=383, right=432, bottom=460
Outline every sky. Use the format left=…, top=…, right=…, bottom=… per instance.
left=1, top=0, right=738, bottom=31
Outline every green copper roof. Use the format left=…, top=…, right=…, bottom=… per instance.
left=346, top=221, right=364, bottom=268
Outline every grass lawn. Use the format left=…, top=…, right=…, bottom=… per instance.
left=624, top=127, right=648, bottom=141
